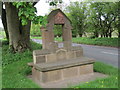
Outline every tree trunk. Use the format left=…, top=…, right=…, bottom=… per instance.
left=94, top=31, right=99, bottom=37
left=109, top=33, right=112, bottom=38
left=5, top=3, right=31, bottom=52
left=108, top=30, right=112, bottom=38
left=1, top=4, right=9, bottom=40
left=100, top=34, right=103, bottom=37
left=21, top=20, right=31, bottom=49
left=103, top=32, right=106, bottom=37
left=118, top=31, right=120, bottom=38
left=79, top=33, right=83, bottom=37
left=105, top=30, right=108, bottom=37
left=118, top=28, right=120, bottom=38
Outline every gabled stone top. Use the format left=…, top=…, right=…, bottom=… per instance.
left=47, top=9, right=71, bottom=23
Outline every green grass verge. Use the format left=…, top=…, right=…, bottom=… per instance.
left=2, top=41, right=41, bottom=88
left=2, top=40, right=42, bottom=66
left=0, top=47, right=2, bottom=89
left=2, top=40, right=119, bottom=88
left=72, top=37, right=119, bottom=47
left=31, top=37, right=119, bottom=47
left=30, top=36, right=42, bottom=39
left=2, top=58, right=40, bottom=88
left=71, top=62, right=119, bottom=88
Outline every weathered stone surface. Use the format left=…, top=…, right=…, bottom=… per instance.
left=46, top=53, right=57, bottom=62
left=62, top=67, right=78, bottom=78
left=66, top=51, right=76, bottom=59
left=32, top=67, right=41, bottom=83
left=71, top=46, right=83, bottom=51
left=79, top=64, right=93, bottom=75
left=33, top=55, right=46, bottom=64
left=47, top=9, right=71, bottom=24
left=27, top=62, right=34, bottom=67
left=75, top=50, right=83, bottom=57
left=62, top=24, right=72, bottom=42
left=63, top=41, right=72, bottom=50
left=42, top=70, right=62, bottom=83
left=31, top=72, right=107, bottom=88
left=33, top=49, right=50, bottom=56
left=54, top=12, right=65, bottom=24
left=33, top=57, right=95, bottom=72
left=48, top=42, right=58, bottom=53
left=56, top=49, right=67, bottom=61
left=41, top=27, right=54, bottom=49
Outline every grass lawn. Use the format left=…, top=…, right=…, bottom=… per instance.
left=31, top=36, right=119, bottom=47
left=2, top=41, right=41, bottom=88
left=0, top=47, right=2, bottom=89
left=71, top=62, right=119, bottom=88
left=2, top=40, right=119, bottom=88
left=72, top=37, right=119, bottom=47
left=30, top=36, right=42, bottom=39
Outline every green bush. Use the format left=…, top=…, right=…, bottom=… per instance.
left=53, top=25, right=62, bottom=37
left=94, top=62, right=118, bottom=76
left=30, top=24, right=63, bottom=37
left=2, top=40, right=42, bottom=66
left=30, top=23, right=42, bottom=36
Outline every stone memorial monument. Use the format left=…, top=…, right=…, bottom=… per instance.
left=29, top=9, right=101, bottom=88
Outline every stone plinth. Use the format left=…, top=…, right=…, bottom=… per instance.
left=33, top=45, right=83, bottom=64
left=32, top=57, right=94, bottom=84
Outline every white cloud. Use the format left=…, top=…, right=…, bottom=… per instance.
left=35, top=0, right=50, bottom=16
left=35, top=0, right=81, bottom=16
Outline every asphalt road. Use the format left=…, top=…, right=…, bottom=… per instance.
left=32, top=39, right=118, bottom=68
left=79, top=44, right=118, bottom=68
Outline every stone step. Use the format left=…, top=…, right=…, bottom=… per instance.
left=27, top=62, right=34, bottom=67
left=33, top=57, right=95, bottom=71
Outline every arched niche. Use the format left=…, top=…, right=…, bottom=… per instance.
left=41, top=9, right=72, bottom=50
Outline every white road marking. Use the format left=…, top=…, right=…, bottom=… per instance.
left=101, top=51, right=118, bottom=55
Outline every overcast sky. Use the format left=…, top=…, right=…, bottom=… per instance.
left=35, top=0, right=81, bottom=16
left=0, top=19, right=2, bottom=28
left=0, top=0, right=81, bottom=28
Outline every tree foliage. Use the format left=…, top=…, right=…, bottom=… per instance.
left=88, top=2, right=119, bottom=37
left=12, top=0, right=63, bottom=25
left=66, top=1, right=119, bottom=38
left=12, top=2, right=43, bottom=25
left=66, top=2, right=87, bottom=37
left=2, top=0, right=63, bottom=52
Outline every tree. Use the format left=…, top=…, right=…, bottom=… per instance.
left=31, top=23, right=42, bottom=37
left=66, top=2, right=87, bottom=37
left=53, top=25, right=62, bottom=37
left=88, top=2, right=119, bottom=38
left=1, top=0, right=62, bottom=52
left=112, top=2, right=120, bottom=38
left=4, top=2, right=35, bottom=52
left=101, top=2, right=118, bottom=38
left=88, top=2, right=105, bottom=37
